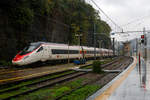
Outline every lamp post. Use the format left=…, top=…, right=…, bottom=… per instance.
left=67, top=41, right=70, bottom=64
left=75, top=34, right=83, bottom=60
left=94, top=33, right=112, bottom=59
left=75, top=34, right=82, bottom=46
left=143, top=27, right=147, bottom=58
left=93, top=23, right=96, bottom=60
left=94, top=34, right=96, bottom=60
left=112, top=38, right=115, bottom=56
left=98, top=40, right=103, bottom=59
left=98, top=40, right=103, bottom=48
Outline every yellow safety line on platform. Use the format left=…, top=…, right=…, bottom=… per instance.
left=95, top=57, right=137, bottom=100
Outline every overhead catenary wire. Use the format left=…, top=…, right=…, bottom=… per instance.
left=90, top=0, right=123, bottom=31
left=77, top=2, right=111, bottom=33
left=121, top=15, right=150, bottom=27
left=121, top=13, right=150, bottom=31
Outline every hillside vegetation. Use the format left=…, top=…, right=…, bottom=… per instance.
left=0, top=0, right=111, bottom=61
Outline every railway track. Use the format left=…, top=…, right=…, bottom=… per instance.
left=55, top=57, right=133, bottom=100
left=55, top=82, right=89, bottom=100
left=0, top=56, right=130, bottom=100
left=0, top=57, right=118, bottom=85
left=103, top=57, right=132, bottom=70
left=0, top=57, right=117, bottom=74
left=0, top=71, right=88, bottom=100
left=0, top=59, right=118, bottom=85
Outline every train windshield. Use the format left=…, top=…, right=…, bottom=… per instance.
left=19, top=44, right=40, bottom=55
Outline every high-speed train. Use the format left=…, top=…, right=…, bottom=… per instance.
left=12, top=42, right=113, bottom=66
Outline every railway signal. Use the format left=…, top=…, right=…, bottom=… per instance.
left=141, top=35, right=144, bottom=39
left=141, top=35, right=145, bottom=44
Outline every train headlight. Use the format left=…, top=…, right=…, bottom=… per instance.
left=23, top=56, right=29, bottom=60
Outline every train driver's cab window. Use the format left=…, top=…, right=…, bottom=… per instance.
left=37, top=46, right=43, bottom=52
left=19, top=44, right=40, bottom=55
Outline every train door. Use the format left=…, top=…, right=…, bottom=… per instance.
left=36, top=46, right=45, bottom=61
left=41, top=46, right=50, bottom=61
left=32, top=46, right=47, bottom=62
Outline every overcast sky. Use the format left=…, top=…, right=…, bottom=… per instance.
left=86, top=0, right=150, bottom=41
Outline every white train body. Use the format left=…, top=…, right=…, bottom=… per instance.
left=12, top=42, right=113, bottom=66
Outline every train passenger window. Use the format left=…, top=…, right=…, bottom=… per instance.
left=52, top=49, right=79, bottom=54
left=52, top=49, right=61, bottom=54
left=87, top=51, right=91, bottom=54
left=37, top=47, right=43, bottom=52
left=70, top=50, right=78, bottom=54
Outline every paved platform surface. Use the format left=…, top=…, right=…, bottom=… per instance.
left=107, top=57, right=150, bottom=100
left=106, top=36, right=150, bottom=100
left=88, top=55, right=150, bottom=100
left=88, top=56, right=150, bottom=100
left=87, top=57, right=137, bottom=100
left=87, top=33, right=150, bottom=100
left=105, top=31, right=150, bottom=100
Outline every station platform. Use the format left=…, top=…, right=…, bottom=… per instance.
left=87, top=56, right=150, bottom=100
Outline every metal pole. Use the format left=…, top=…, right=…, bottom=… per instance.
left=139, top=52, right=141, bottom=67
left=98, top=40, right=102, bottom=59
left=143, top=27, right=147, bottom=58
left=75, top=34, right=83, bottom=60
left=94, top=24, right=96, bottom=60
left=136, top=38, right=138, bottom=56
left=113, top=38, right=115, bottom=56
left=80, top=35, right=85, bottom=60
left=67, top=41, right=70, bottom=63
left=118, top=42, right=119, bottom=56
left=78, top=35, right=81, bottom=60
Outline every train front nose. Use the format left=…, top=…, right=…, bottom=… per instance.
left=12, top=60, right=24, bottom=66
left=12, top=55, right=25, bottom=66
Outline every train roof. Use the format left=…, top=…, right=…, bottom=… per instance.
left=30, top=42, right=68, bottom=46
left=30, top=42, right=44, bottom=46
left=29, top=42, right=112, bottom=51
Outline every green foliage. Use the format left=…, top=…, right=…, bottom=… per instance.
left=92, top=61, right=102, bottom=73
left=30, top=0, right=51, bottom=15
left=9, top=7, right=34, bottom=30
left=52, top=87, right=71, bottom=98
left=96, top=20, right=111, bottom=36
left=4, top=0, right=111, bottom=46
left=19, top=86, right=28, bottom=91
left=0, top=71, right=75, bottom=93
left=66, top=79, right=84, bottom=89
left=52, top=0, right=111, bottom=45
left=60, top=85, right=100, bottom=100
left=0, top=60, right=12, bottom=66
left=10, top=79, right=85, bottom=100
